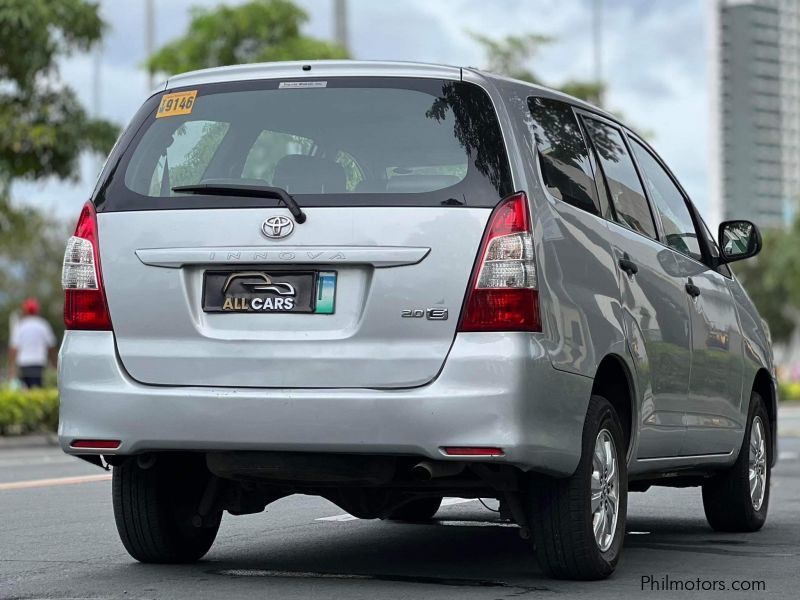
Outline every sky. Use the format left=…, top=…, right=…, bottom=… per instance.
left=11, top=0, right=711, bottom=220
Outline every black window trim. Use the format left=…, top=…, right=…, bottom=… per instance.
left=571, top=106, right=615, bottom=220
left=623, top=129, right=728, bottom=276
left=569, top=106, right=726, bottom=277
left=573, top=108, right=661, bottom=243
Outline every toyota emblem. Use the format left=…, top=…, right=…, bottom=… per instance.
left=261, top=215, right=295, bottom=239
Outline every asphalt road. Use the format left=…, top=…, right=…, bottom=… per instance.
left=1, top=413, right=799, bottom=599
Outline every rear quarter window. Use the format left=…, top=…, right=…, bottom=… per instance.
left=527, top=97, right=599, bottom=216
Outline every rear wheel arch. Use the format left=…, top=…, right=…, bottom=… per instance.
left=591, top=355, right=635, bottom=456
left=752, top=368, right=777, bottom=466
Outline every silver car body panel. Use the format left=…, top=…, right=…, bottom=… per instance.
left=59, top=330, right=592, bottom=477
left=100, top=207, right=490, bottom=388
left=165, top=60, right=464, bottom=89
left=482, top=74, right=774, bottom=473
left=60, top=61, right=776, bottom=478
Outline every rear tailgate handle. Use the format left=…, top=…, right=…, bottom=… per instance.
left=136, top=246, right=431, bottom=268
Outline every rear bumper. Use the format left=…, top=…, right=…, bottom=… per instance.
left=58, top=331, right=592, bottom=477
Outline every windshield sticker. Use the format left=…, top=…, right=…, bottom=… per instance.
left=279, top=81, right=327, bottom=89
left=156, top=90, right=198, bottom=118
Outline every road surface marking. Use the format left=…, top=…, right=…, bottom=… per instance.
left=779, top=451, right=799, bottom=461
left=315, top=498, right=479, bottom=522
left=218, top=569, right=371, bottom=580
left=0, top=473, right=111, bottom=491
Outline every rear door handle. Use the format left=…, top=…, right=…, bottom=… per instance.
left=618, top=257, right=638, bottom=276
left=685, top=278, right=701, bottom=298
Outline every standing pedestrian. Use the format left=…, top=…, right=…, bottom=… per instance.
left=7, top=298, right=56, bottom=388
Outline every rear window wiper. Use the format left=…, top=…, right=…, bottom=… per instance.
left=172, top=183, right=307, bottom=223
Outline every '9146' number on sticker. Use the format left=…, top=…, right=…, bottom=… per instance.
left=156, top=90, right=198, bottom=118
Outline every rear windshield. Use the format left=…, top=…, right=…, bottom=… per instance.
left=95, top=77, right=513, bottom=211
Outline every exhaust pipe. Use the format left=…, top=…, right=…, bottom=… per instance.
left=411, top=460, right=465, bottom=481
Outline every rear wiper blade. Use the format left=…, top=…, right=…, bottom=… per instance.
left=173, top=183, right=307, bottom=223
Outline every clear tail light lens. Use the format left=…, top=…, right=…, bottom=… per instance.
left=62, top=237, right=99, bottom=289
left=62, top=202, right=112, bottom=330
left=458, top=192, right=541, bottom=332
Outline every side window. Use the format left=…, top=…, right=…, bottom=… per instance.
left=629, top=139, right=702, bottom=261
left=582, top=118, right=658, bottom=239
left=527, top=97, right=599, bottom=215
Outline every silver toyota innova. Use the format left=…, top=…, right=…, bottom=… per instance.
left=59, top=61, right=776, bottom=580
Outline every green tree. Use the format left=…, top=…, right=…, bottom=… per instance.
left=0, top=0, right=117, bottom=371
left=0, top=0, right=118, bottom=193
left=147, top=0, right=349, bottom=76
left=735, top=222, right=800, bottom=344
left=469, top=32, right=604, bottom=105
left=0, top=201, right=69, bottom=356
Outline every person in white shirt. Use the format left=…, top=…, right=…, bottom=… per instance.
left=8, top=298, right=57, bottom=388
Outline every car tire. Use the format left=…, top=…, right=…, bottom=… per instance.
left=528, top=394, right=628, bottom=580
left=385, top=497, right=443, bottom=522
left=702, top=391, right=771, bottom=532
left=112, top=455, right=221, bottom=563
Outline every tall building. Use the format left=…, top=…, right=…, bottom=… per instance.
left=710, top=0, right=800, bottom=229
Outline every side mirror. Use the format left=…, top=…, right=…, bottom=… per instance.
left=718, top=220, right=762, bottom=263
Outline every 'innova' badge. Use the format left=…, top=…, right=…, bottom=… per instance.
left=261, top=215, right=295, bottom=239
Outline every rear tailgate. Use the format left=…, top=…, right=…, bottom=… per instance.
left=99, top=206, right=490, bottom=387
left=93, top=74, right=512, bottom=388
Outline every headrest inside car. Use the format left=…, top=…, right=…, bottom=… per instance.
left=272, top=155, right=346, bottom=194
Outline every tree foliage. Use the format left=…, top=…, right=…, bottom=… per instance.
left=147, top=0, right=349, bottom=76
left=735, top=223, right=800, bottom=344
left=0, top=199, right=69, bottom=357
left=469, top=32, right=604, bottom=105
left=468, top=32, right=552, bottom=85
left=0, top=0, right=118, bottom=191
left=0, top=0, right=117, bottom=364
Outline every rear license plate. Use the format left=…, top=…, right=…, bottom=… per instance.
left=202, top=270, right=336, bottom=314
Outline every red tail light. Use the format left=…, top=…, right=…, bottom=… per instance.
left=458, top=192, right=541, bottom=332
left=62, top=202, right=113, bottom=330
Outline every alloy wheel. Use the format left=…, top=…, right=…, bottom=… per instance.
left=591, top=429, right=619, bottom=552
left=748, top=416, right=767, bottom=511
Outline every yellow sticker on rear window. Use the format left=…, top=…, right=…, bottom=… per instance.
left=156, top=90, right=197, bottom=118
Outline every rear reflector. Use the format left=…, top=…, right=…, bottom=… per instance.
left=70, top=439, right=121, bottom=450
left=442, top=447, right=504, bottom=457
left=458, top=192, right=541, bottom=332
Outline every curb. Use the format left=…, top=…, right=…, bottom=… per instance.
left=0, top=433, right=59, bottom=449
